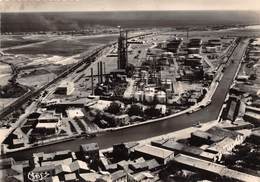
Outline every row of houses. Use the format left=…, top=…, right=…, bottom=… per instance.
left=2, top=122, right=259, bottom=182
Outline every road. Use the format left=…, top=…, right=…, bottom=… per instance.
left=4, top=38, right=249, bottom=161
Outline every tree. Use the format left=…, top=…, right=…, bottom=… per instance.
left=106, top=102, right=121, bottom=115
left=144, top=106, right=161, bottom=118
left=127, top=104, right=143, bottom=116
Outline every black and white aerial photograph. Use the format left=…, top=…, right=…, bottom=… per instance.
left=0, top=0, right=260, bottom=181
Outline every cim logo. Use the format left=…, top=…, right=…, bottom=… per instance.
left=28, top=171, right=50, bottom=182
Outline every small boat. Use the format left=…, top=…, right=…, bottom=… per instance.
left=193, top=122, right=202, bottom=128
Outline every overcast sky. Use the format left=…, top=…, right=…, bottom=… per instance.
left=1, top=0, right=260, bottom=12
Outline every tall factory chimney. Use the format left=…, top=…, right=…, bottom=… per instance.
left=97, top=62, right=100, bottom=83
left=91, top=68, right=94, bottom=95
left=125, top=30, right=128, bottom=66
left=117, top=26, right=128, bottom=70
left=100, top=61, right=103, bottom=83
left=103, top=62, right=106, bottom=75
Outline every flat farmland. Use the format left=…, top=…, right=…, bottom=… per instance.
left=0, top=62, right=12, bottom=86
left=5, top=39, right=98, bottom=56
left=1, top=39, right=42, bottom=49
left=1, top=35, right=45, bottom=49
left=4, top=34, right=118, bottom=57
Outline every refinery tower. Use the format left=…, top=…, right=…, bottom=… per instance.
left=117, top=26, right=128, bottom=70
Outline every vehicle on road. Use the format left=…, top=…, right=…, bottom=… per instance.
left=193, top=122, right=202, bottom=128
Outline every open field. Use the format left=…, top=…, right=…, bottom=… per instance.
left=0, top=34, right=121, bottom=90
left=1, top=38, right=42, bottom=49
left=4, top=34, right=118, bottom=57
left=0, top=35, right=47, bottom=48
left=5, top=39, right=99, bottom=56
left=0, top=62, right=11, bottom=86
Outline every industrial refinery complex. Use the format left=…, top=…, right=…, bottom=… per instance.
left=1, top=29, right=234, bottom=150
left=1, top=13, right=260, bottom=182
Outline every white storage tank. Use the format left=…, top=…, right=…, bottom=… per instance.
left=140, top=70, right=148, bottom=78
left=144, top=87, right=155, bottom=93
left=206, top=46, right=217, bottom=53
left=134, top=91, right=144, bottom=102
left=142, top=76, right=149, bottom=85
left=144, top=90, right=155, bottom=103
left=156, top=91, right=166, bottom=104
left=162, top=52, right=174, bottom=58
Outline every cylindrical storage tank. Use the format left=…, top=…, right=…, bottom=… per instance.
left=216, top=45, right=221, bottom=52
left=162, top=52, right=174, bottom=58
left=160, top=57, right=168, bottom=65
left=145, top=92, right=155, bottom=103
left=134, top=91, right=144, bottom=102
left=144, top=87, right=155, bottom=93
left=167, top=98, right=175, bottom=105
left=140, top=70, right=148, bottom=79
left=206, top=46, right=217, bottom=53
left=156, top=91, right=166, bottom=104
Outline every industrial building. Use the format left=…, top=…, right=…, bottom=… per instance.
left=249, top=129, right=260, bottom=144
left=31, top=110, right=62, bottom=136
left=80, top=143, right=100, bottom=162
left=222, top=95, right=246, bottom=122
left=0, top=158, right=28, bottom=182
left=244, top=111, right=260, bottom=126
left=113, top=142, right=139, bottom=160
left=165, top=37, right=183, bottom=53
left=190, top=126, right=243, bottom=146
left=55, top=81, right=75, bottom=95
left=134, top=144, right=174, bottom=164
left=184, top=54, right=203, bottom=66
left=173, top=154, right=260, bottom=182
left=206, top=39, right=222, bottom=53
left=156, top=139, right=216, bottom=161
left=187, top=38, right=202, bottom=54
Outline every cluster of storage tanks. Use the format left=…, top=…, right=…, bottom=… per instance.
left=134, top=87, right=167, bottom=104
left=206, top=39, right=222, bottom=53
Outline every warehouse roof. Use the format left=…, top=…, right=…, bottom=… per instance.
left=81, top=143, right=99, bottom=152
left=206, top=126, right=242, bottom=140
left=36, top=123, right=57, bottom=129
left=80, top=173, right=101, bottom=182
left=174, top=154, right=260, bottom=182
left=111, top=170, right=126, bottom=181
left=162, top=140, right=203, bottom=156
left=69, top=160, right=89, bottom=172
left=135, top=145, right=174, bottom=159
